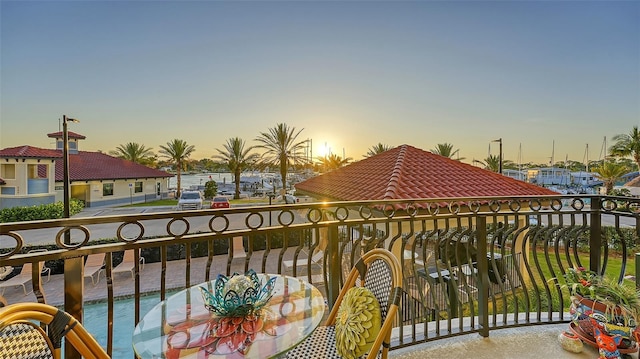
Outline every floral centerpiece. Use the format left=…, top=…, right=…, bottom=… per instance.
left=199, top=269, right=276, bottom=317
left=564, top=266, right=640, bottom=353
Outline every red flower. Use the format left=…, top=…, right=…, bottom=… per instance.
left=166, top=306, right=284, bottom=357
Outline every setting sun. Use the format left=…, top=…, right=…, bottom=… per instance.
left=315, top=141, right=333, bottom=159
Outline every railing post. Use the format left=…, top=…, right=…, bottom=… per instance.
left=476, top=216, right=489, bottom=338
left=64, top=256, right=84, bottom=359
left=326, top=223, right=341, bottom=309
left=590, top=196, right=602, bottom=274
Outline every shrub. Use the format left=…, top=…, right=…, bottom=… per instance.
left=0, top=199, right=84, bottom=223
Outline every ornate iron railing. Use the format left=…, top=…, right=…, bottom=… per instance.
left=1, top=194, right=639, bottom=358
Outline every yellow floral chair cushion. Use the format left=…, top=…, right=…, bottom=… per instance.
left=335, top=286, right=382, bottom=359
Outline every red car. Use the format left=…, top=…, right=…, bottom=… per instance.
left=210, top=196, right=230, bottom=209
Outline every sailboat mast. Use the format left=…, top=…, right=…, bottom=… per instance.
left=599, top=136, right=607, bottom=161
left=584, top=143, right=589, bottom=172
left=518, top=143, right=522, bottom=180
left=551, top=140, right=555, bottom=183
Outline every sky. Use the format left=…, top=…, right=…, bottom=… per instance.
left=1, top=1, right=639, bottom=166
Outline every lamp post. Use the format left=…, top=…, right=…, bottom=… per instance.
left=62, top=115, right=84, bottom=358
left=62, top=116, right=79, bottom=232
left=492, top=138, right=503, bottom=174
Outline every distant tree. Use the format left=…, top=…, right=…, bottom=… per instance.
left=610, top=126, right=640, bottom=171
left=213, top=137, right=259, bottom=199
left=255, top=123, right=308, bottom=195
left=502, top=160, right=518, bottom=170
left=473, top=155, right=501, bottom=172
left=195, top=158, right=225, bottom=173
left=317, top=154, right=352, bottom=172
left=159, top=139, right=195, bottom=197
left=109, top=142, right=156, bottom=166
left=556, top=159, right=585, bottom=172
left=593, top=161, right=628, bottom=194
left=431, top=143, right=464, bottom=160
left=365, top=143, right=391, bottom=157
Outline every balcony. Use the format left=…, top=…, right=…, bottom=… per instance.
left=1, top=194, right=638, bottom=358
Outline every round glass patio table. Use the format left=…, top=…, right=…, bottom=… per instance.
left=132, top=274, right=325, bottom=358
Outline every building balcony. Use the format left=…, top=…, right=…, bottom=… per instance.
left=1, top=194, right=638, bottom=358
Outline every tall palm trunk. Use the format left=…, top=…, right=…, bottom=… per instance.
left=234, top=168, right=241, bottom=199
left=176, top=161, right=182, bottom=198
left=280, top=154, right=287, bottom=198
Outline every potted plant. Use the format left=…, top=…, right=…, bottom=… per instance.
left=564, top=266, right=640, bottom=353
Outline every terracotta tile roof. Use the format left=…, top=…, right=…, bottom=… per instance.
left=54, top=151, right=172, bottom=181
left=47, top=131, right=86, bottom=139
left=295, top=144, right=558, bottom=201
left=0, top=145, right=171, bottom=181
left=0, top=146, right=62, bottom=158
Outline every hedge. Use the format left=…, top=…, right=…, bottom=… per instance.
left=0, top=199, right=84, bottom=223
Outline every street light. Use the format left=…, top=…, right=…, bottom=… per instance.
left=62, top=116, right=79, bottom=238
left=492, top=138, right=503, bottom=174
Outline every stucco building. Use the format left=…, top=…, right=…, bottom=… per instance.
left=0, top=131, right=171, bottom=209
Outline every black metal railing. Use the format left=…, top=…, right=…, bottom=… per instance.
left=1, top=194, right=639, bottom=358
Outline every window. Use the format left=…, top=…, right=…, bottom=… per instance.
left=103, top=183, right=114, bottom=196
left=135, top=182, right=143, bottom=193
left=27, top=164, right=48, bottom=179
left=1, top=164, right=15, bottom=179
left=1, top=187, right=16, bottom=195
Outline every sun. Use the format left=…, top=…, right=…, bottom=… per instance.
left=316, top=141, right=332, bottom=158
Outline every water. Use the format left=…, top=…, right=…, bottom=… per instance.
left=168, top=173, right=234, bottom=190
left=168, top=172, right=276, bottom=191
left=83, top=294, right=168, bottom=357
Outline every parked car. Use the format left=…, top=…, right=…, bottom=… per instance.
left=177, top=191, right=203, bottom=210
left=211, top=196, right=230, bottom=209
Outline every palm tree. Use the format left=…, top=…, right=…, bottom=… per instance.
left=159, top=139, right=195, bottom=197
left=473, top=155, right=501, bottom=172
left=593, top=161, right=628, bottom=194
left=109, top=142, right=156, bottom=166
left=255, top=124, right=308, bottom=196
left=431, top=143, right=465, bottom=161
left=317, top=154, right=352, bottom=172
left=213, top=137, right=259, bottom=199
left=365, top=143, right=391, bottom=157
left=610, top=126, right=640, bottom=171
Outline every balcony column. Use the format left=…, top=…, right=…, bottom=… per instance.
left=326, top=224, right=341, bottom=309
left=589, top=196, right=602, bottom=273
left=476, top=216, right=489, bottom=338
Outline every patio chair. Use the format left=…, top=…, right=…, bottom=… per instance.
left=0, top=302, right=110, bottom=358
left=112, top=250, right=145, bottom=280
left=286, top=248, right=402, bottom=359
left=283, top=249, right=324, bottom=271
left=0, top=266, right=13, bottom=280
left=0, top=262, right=44, bottom=296
left=27, top=249, right=51, bottom=283
left=284, top=249, right=325, bottom=285
left=84, top=253, right=105, bottom=286
left=231, top=236, right=247, bottom=259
